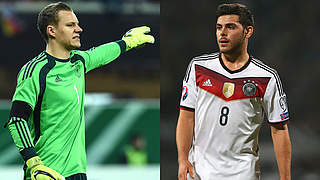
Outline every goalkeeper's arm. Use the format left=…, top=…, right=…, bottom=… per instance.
left=4, top=101, right=64, bottom=180
left=74, top=26, right=155, bottom=73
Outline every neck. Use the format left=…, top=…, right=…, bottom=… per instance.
left=221, top=50, right=248, bottom=63
left=221, top=50, right=249, bottom=71
left=46, top=41, right=71, bottom=59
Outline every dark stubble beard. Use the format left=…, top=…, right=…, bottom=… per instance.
left=219, top=29, right=246, bottom=57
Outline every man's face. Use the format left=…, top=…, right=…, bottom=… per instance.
left=216, top=15, right=247, bottom=54
left=54, top=10, right=83, bottom=50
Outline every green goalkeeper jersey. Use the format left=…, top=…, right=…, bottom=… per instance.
left=7, top=41, right=126, bottom=178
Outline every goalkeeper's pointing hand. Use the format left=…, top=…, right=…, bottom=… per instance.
left=122, top=26, right=155, bottom=51
left=27, top=156, right=65, bottom=180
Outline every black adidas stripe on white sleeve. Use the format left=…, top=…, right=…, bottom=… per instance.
left=184, top=53, right=219, bottom=82
left=251, top=58, right=284, bottom=96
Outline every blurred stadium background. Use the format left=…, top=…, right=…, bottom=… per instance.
left=0, top=0, right=159, bottom=179
left=161, top=0, right=320, bottom=180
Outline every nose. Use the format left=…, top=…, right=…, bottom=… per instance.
left=220, top=27, right=227, bottom=36
left=76, top=25, right=83, bottom=33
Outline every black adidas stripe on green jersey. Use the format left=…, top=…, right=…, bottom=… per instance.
left=7, top=41, right=125, bottom=178
left=14, top=117, right=34, bottom=147
left=33, top=58, right=55, bottom=144
left=22, top=52, right=47, bottom=80
left=8, top=117, right=34, bottom=150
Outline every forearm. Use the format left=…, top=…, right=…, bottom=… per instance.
left=271, top=125, right=291, bottom=180
left=176, top=110, right=194, bottom=163
left=5, top=101, right=37, bottom=162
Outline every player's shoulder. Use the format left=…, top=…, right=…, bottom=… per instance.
left=71, top=50, right=82, bottom=56
left=192, top=52, right=220, bottom=62
left=18, top=52, right=49, bottom=80
left=71, top=50, right=86, bottom=60
left=72, top=49, right=89, bottom=58
left=188, top=52, right=219, bottom=67
left=71, top=50, right=88, bottom=64
left=251, top=56, right=285, bottom=95
left=250, top=56, right=280, bottom=77
left=183, top=52, right=219, bottom=82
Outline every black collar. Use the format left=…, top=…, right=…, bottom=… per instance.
left=219, top=53, right=251, bottom=74
left=45, top=51, right=70, bottom=63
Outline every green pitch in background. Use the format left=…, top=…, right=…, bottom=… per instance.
left=0, top=99, right=160, bottom=165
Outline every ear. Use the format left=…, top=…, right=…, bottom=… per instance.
left=47, top=25, right=56, bottom=39
left=244, top=26, right=254, bottom=39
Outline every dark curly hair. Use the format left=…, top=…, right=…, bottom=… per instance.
left=216, top=3, right=254, bottom=28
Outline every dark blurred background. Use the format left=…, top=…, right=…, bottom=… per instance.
left=161, top=0, right=320, bottom=179
left=0, top=0, right=160, bottom=179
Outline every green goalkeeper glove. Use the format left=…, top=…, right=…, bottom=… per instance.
left=122, top=26, right=155, bottom=51
left=26, top=156, right=65, bottom=180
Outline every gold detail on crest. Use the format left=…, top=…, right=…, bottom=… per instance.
left=223, top=82, right=235, bottom=98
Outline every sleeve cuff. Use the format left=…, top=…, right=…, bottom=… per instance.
left=115, top=40, right=127, bottom=53
left=268, top=120, right=289, bottom=126
left=179, top=106, right=195, bottom=112
left=20, top=147, right=38, bottom=162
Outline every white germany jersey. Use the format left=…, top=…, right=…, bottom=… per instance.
left=180, top=53, right=289, bottom=180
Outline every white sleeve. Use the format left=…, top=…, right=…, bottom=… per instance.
left=180, top=60, right=197, bottom=111
left=263, top=74, right=289, bottom=126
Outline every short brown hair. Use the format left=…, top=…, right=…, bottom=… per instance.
left=37, top=2, right=72, bottom=41
left=216, top=3, right=254, bottom=28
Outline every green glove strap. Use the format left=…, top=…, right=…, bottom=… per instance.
left=122, top=26, right=155, bottom=51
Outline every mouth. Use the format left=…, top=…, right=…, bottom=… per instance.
left=73, top=36, right=80, bottom=41
left=219, top=39, right=229, bottom=46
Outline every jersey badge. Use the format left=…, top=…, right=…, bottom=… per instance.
left=55, top=75, right=62, bottom=82
left=223, top=82, right=235, bottom=98
left=181, top=86, right=188, bottom=101
left=202, top=79, right=212, bottom=87
left=242, top=82, right=257, bottom=97
left=75, top=64, right=81, bottom=77
left=280, top=112, right=289, bottom=120
left=279, top=96, right=287, bottom=112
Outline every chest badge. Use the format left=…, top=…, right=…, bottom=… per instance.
left=242, top=82, right=257, bottom=97
left=223, top=82, right=235, bottom=98
left=75, top=64, right=81, bottom=77
left=55, top=75, right=62, bottom=82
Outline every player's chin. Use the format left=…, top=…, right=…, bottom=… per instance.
left=219, top=47, right=230, bottom=53
left=71, top=42, right=81, bottom=49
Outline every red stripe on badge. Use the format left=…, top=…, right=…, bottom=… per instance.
left=195, top=65, right=271, bottom=101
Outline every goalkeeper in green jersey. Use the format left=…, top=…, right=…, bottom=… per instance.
left=4, top=2, right=154, bottom=180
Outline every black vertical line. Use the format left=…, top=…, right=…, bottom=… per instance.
left=19, top=119, right=33, bottom=147
left=17, top=120, right=31, bottom=148
left=22, top=61, right=32, bottom=81
left=33, top=59, right=56, bottom=144
left=14, top=118, right=27, bottom=149
left=28, top=55, right=47, bottom=78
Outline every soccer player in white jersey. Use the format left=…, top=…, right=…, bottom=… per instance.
left=176, top=3, right=291, bottom=180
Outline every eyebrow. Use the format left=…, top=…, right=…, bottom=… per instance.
left=216, top=22, right=239, bottom=26
left=65, top=21, right=79, bottom=25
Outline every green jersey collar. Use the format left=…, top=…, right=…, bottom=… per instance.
left=44, top=51, right=70, bottom=63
